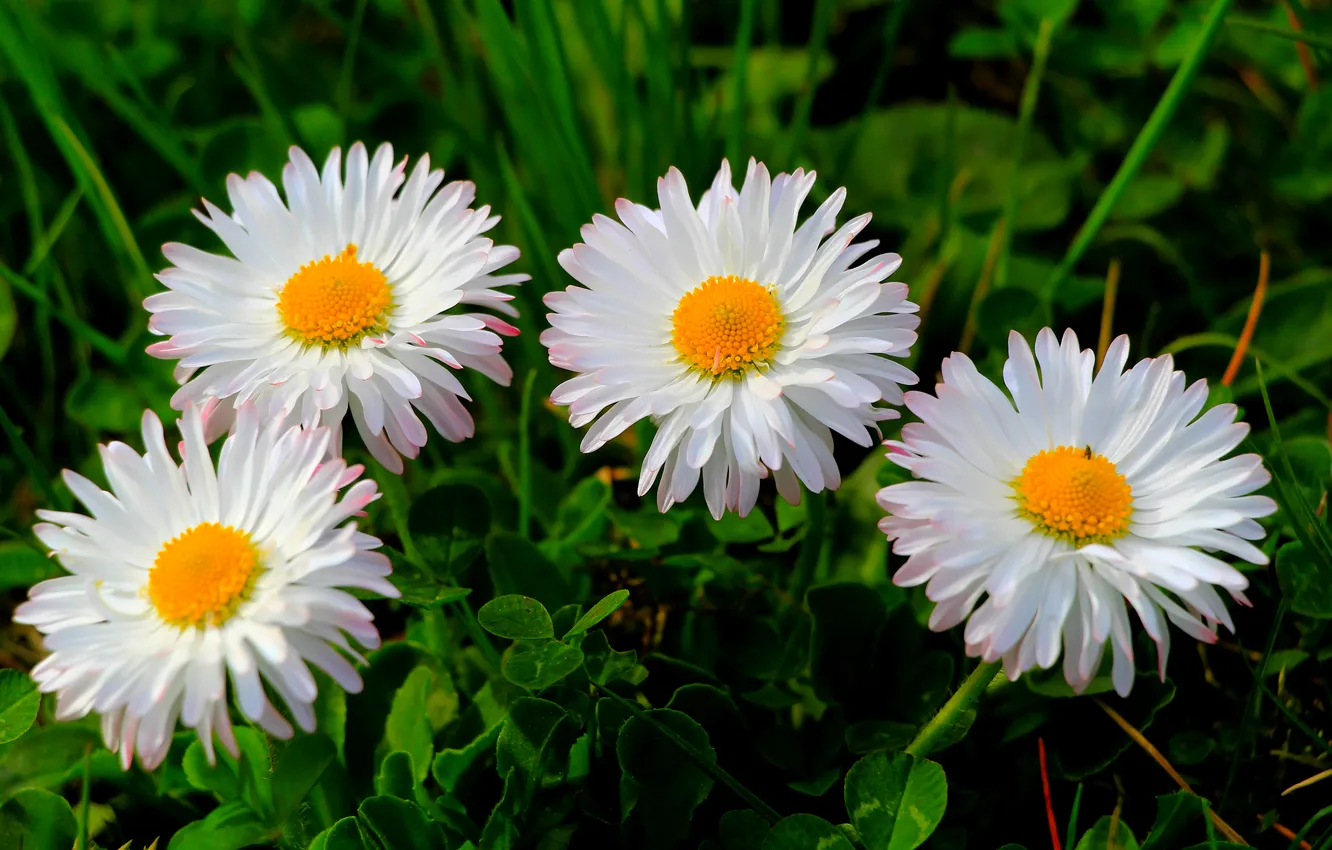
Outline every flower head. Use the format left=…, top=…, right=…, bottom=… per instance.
left=15, top=404, right=397, bottom=770
left=878, top=328, right=1276, bottom=696
left=146, top=142, right=527, bottom=473
left=543, top=159, right=919, bottom=518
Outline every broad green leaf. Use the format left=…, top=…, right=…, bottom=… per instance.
left=407, top=483, right=491, bottom=576
left=271, top=733, right=336, bottom=825
left=1139, top=792, right=1205, bottom=850
left=310, top=816, right=369, bottom=850
left=345, top=642, right=429, bottom=789
left=0, top=543, right=61, bottom=591
left=618, top=708, right=716, bottom=844
left=580, top=630, right=640, bottom=686
left=64, top=372, right=148, bottom=433
left=387, top=558, right=473, bottom=609
left=183, top=739, right=241, bottom=801
left=496, top=697, right=574, bottom=794
left=0, top=788, right=77, bottom=849
left=356, top=795, right=447, bottom=850
left=721, top=809, right=771, bottom=850
left=1276, top=541, right=1332, bottom=618
left=0, top=670, right=40, bottom=744
left=948, top=28, right=1018, bottom=59
left=1074, top=816, right=1138, bottom=850
left=1025, top=665, right=1116, bottom=698
left=375, top=751, right=416, bottom=800
left=385, top=666, right=436, bottom=782
left=608, top=506, right=682, bottom=549
left=762, top=814, right=855, bottom=850
left=503, top=640, right=585, bottom=691
left=845, top=751, right=948, bottom=850
left=1112, top=173, right=1185, bottom=220
left=1166, top=733, right=1215, bottom=766
left=432, top=723, right=502, bottom=794
left=167, top=801, right=269, bottom=850
left=479, top=595, right=555, bottom=640
left=563, top=589, right=631, bottom=638
left=709, top=510, right=775, bottom=544
left=486, top=531, right=574, bottom=611
left=0, top=725, right=99, bottom=798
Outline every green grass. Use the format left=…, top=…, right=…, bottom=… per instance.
left=2, top=0, right=1332, bottom=848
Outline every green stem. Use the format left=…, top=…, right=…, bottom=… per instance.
left=1043, top=0, right=1235, bottom=299
left=995, top=18, right=1054, bottom=289
left=1227, top=16, right=1332, bottom=53
left=454, top=597, right=502, bottom=670
left=789, top=489, right=827, bottom=605
left=517, top=368, right=538, bottom=539
left=726, top=0, right=757, bottom=166
left=596, top=685, right=782, bottom=826
left=904, top=659, right=1002, bottom=758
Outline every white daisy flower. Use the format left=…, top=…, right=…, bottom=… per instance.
left=145, top=142, right=528, bottom=473
left=14, top=403, right=398, bottom=771
left=877, top=328, right=1277, bottom=696
left=542, top=159, right=920, bottom=518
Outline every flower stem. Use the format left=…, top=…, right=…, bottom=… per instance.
left=596, top=685, right=782, bottom=826
left=905, top=659, right=1002, bottom=758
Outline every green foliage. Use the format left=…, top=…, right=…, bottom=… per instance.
left=1, top=0, right=1331, bottom=848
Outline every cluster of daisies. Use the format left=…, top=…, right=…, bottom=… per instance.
left=17, top=144, right=1275, bottom=772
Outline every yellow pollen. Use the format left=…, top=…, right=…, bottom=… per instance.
left=1012, top=445, right=1133, bottom=545
left=671, top=275, right=783, bottom=377
left=147, top=523, right=261, bottom=628
left=276, top=244, right=391, bottom=346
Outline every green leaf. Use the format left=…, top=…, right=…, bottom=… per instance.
left=271, top=733, right=336, bottom=825
left=1025, top=665, right=1116, bottom=698
left=496, top=697, right=575, bottom=794
left=167, top=801, right=269, bottom=850
left=1276, top=541, right=1332, bottom=618
left=65, top=372, right=148, bottom=433
left=387, top=558, right=473, bottom=608
left=721, top=809, right=771, bottom=850
left=608, top=506, right=682, bottom=549
left=1139, top=792, right=1205, bottom=850
left=948, top=28, right=1019, bottom=59
left=183, top=739, right=241, bottom=801
left=618, top=708, right=717, bottom=844
left=1111, top=173, right=1185, bottom=220
left=0, top=542, right=61, bottom=591
left=845, top=751, right=948, bottom=850
left=0, top=725, right=99, bottom=798
left=1166, top=734, right=1215, bottom=767
left=709, top=510, right=775, bottom=544
left=0, top=788, right=77, bottom=850
left=762, top=814, right=855, bottom=850
left=408, top=483, right=491, bottom=576
left=375, top=751, right=417, bottom=800
left=292, top=103, right=345, bottom=154
left=1074, top=816, right=1138, bottom=850
left=809, top=583, right=888, bottom=707
left=563, top=589, right=631, bottom=638
left=845, top=721, right=918, bottom=756
left=479, top=595, right=555, bottom=640
left=0, top=670, right=40, bottom=744
left=357, top=795, right=448, bottom=850
left=976, top=289, right=1051, bottom=350
left=503, top=640, right=585, bottom=691
left=581, top=630, right=640, bottom=686
left=787, top=768, right=841, bottom=797
left=385, top=666, right=436, bottom=783
left=0, top=274, right=14, bottom=363
left=431, top=723, right=501, bottom=794
left=310, top=816, right=369, bottom=850
left=486, top=532, right=573, bottom=611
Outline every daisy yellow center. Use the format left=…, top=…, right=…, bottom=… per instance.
left=1013, top=445, right=1133, bottom=545
left=276, top=244, right=391, bottom=346
left=671, top=275, right=783, bottom=377
left=148, top=523, right=260, bottom=628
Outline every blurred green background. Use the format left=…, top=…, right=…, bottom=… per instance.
left=2, top=0, right=1332, bottom=848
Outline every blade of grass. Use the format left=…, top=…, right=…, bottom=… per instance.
left=1227, top=17, right=1332, bottom=53
left=1220, top=599, right=1286, bottom=813
left=995, top=18, right=1055, bottom=289
left=1159, top=333, right=1332, bottom=409
left=0, top=404, right=65, bottom=509
left=1065, top=783, right=1084, bottom=850
left=782, top=0, right=835, bottom=166
left=1096, top=259, right=1121, bottom=368
left=1254, top=361, right=1332, bottom=564
left=1045, top=0, right=1236, bottom=298
left=726, top=0, right=758, bottom=166
left=517, top=369, right=538, bottom=540
left=23, top=188, right=83, bottom=276
left=0, top=263, right=127, bottom=364
left=336, top=0, right=369, bottom=120
left=838, top=0, right=912, bottom=172
left=595, top=684, right=782, bottom=825
left=1222, top=251, right=1269, bottom=387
